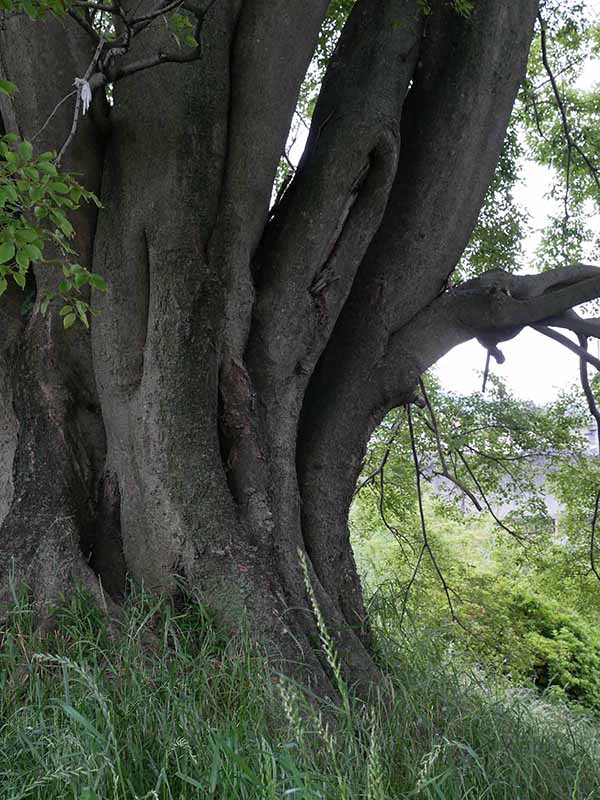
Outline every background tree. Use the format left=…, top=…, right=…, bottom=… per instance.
left=1, top=0, right=600, bottom=693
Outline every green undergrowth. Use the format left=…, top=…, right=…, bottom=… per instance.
left=1, top=588, right=600, bottom=799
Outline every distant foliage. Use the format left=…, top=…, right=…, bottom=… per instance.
left=462, top=578, right=600, bottom=711
left=352, top=374, right=600, bottom=713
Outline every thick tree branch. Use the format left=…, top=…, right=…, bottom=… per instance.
left=384, top=264, right=600, bottom=398
left=204, top=0, right=331, bottom=533
left=247, top=0, right=423, bottom=400
left=298, top=1, right=540, bottom=608
left=541, top=311, right=600, bottom=339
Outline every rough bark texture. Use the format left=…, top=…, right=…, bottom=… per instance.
left=3, top=0, right=590, bottom=690
left=0, top=17, right=106, bottom=611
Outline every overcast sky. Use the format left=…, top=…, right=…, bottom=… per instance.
left=436, top=27, right=600, bottom=404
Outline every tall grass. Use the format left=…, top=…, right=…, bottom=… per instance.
left=1, top=586, right=600, bottom=799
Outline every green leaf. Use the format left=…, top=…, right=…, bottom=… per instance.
left=51, top=181, right=70, bottom=194
left=0, top=79, right=16, bottom=96
left=15, top=249, right=30, bottom=269
left=75, top=300, right=89, bottom=328
left=30, top=185, right=45, bottom=203
left=16, top=228, right=40, bottom=243
left=18, top=140, right=33, bottom=161
left=38, top=160, right=58, bottom=176
left=13, top=271, right=26, bottom=289
left=0, top=241, right=15, bottom=265
left=89, top=274, right=107, bottom=291
left=23, top=243, right=43, bottom=262
left=63, top=312, right=77, bottom=329
left=0, top=277, right=7, bottom=297
left=40, top=296, right=50, bottom=317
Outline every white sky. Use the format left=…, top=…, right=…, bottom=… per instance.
left=434, top=156, right=593, bottom=403
left=436, top=30, right=600, bottom=404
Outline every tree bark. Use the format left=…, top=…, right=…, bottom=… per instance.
left=0, top=16, right=106, bottom=613
left=298, top=0, right=540, bottom=630
left=4, top=0, right=588, bottom=693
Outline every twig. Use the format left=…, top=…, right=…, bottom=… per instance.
left=32, top=89, right=77, bottom=141
left=354, top=418, right=401, bottom=496
left=376, top=468, right=415, bottom=559
left=457, top=451, right=530, bottom=544
left=398, top=543, right=426, bottom=630
left=590, top=488, right=600, bottom=583
left=418, top=378, right=482, bottom=511
left=532, top=324, right=600, bottom=370
left=55, top=37, right=104, bottom=165
left=538, top=14, right=600, bottom=197
left=406, top=403, right=463, bottom=628
left=577, top=335, right=600, bottom=454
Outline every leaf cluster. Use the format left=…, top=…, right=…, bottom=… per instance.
left=0, top=123, right=106, bottom=326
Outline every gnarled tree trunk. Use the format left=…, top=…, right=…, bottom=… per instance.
left=5, top=0, right=594, bottom=691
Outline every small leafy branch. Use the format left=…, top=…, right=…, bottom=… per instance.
left=0, top=99, right=106, bottom=327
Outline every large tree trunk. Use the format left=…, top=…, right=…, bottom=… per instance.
left=2, top=0, right=579, bottom=691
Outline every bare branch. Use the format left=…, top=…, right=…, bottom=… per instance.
left=68, top=8, right=102, bottom=41
left=456, top=451, right=530, bottom=544
left=418, top=378, right=483, bottom=512
left=531, top=324, right=600, bottom=370
left=55, top=37, right=104, bottom=165
left=32, top=89, right=77, bottom=141
left=577, top=335, right=600, bottom=453
left=353, top=418, right=401, bottom=497
left=109, top=47, right=200, bottom=82
left=376, top=468, right=416, bottom=560
left=591, top=489, right=600, bottom=583
left=406, top=403, right=463, bottom=627
left=538, top=13, right=600, bottom=196
left=130, top=0, right=184, bottom=28
left=398, top=543, right=426, bottom=631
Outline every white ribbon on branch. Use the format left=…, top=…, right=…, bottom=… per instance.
left=73, top=78, right=92, bottom=115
